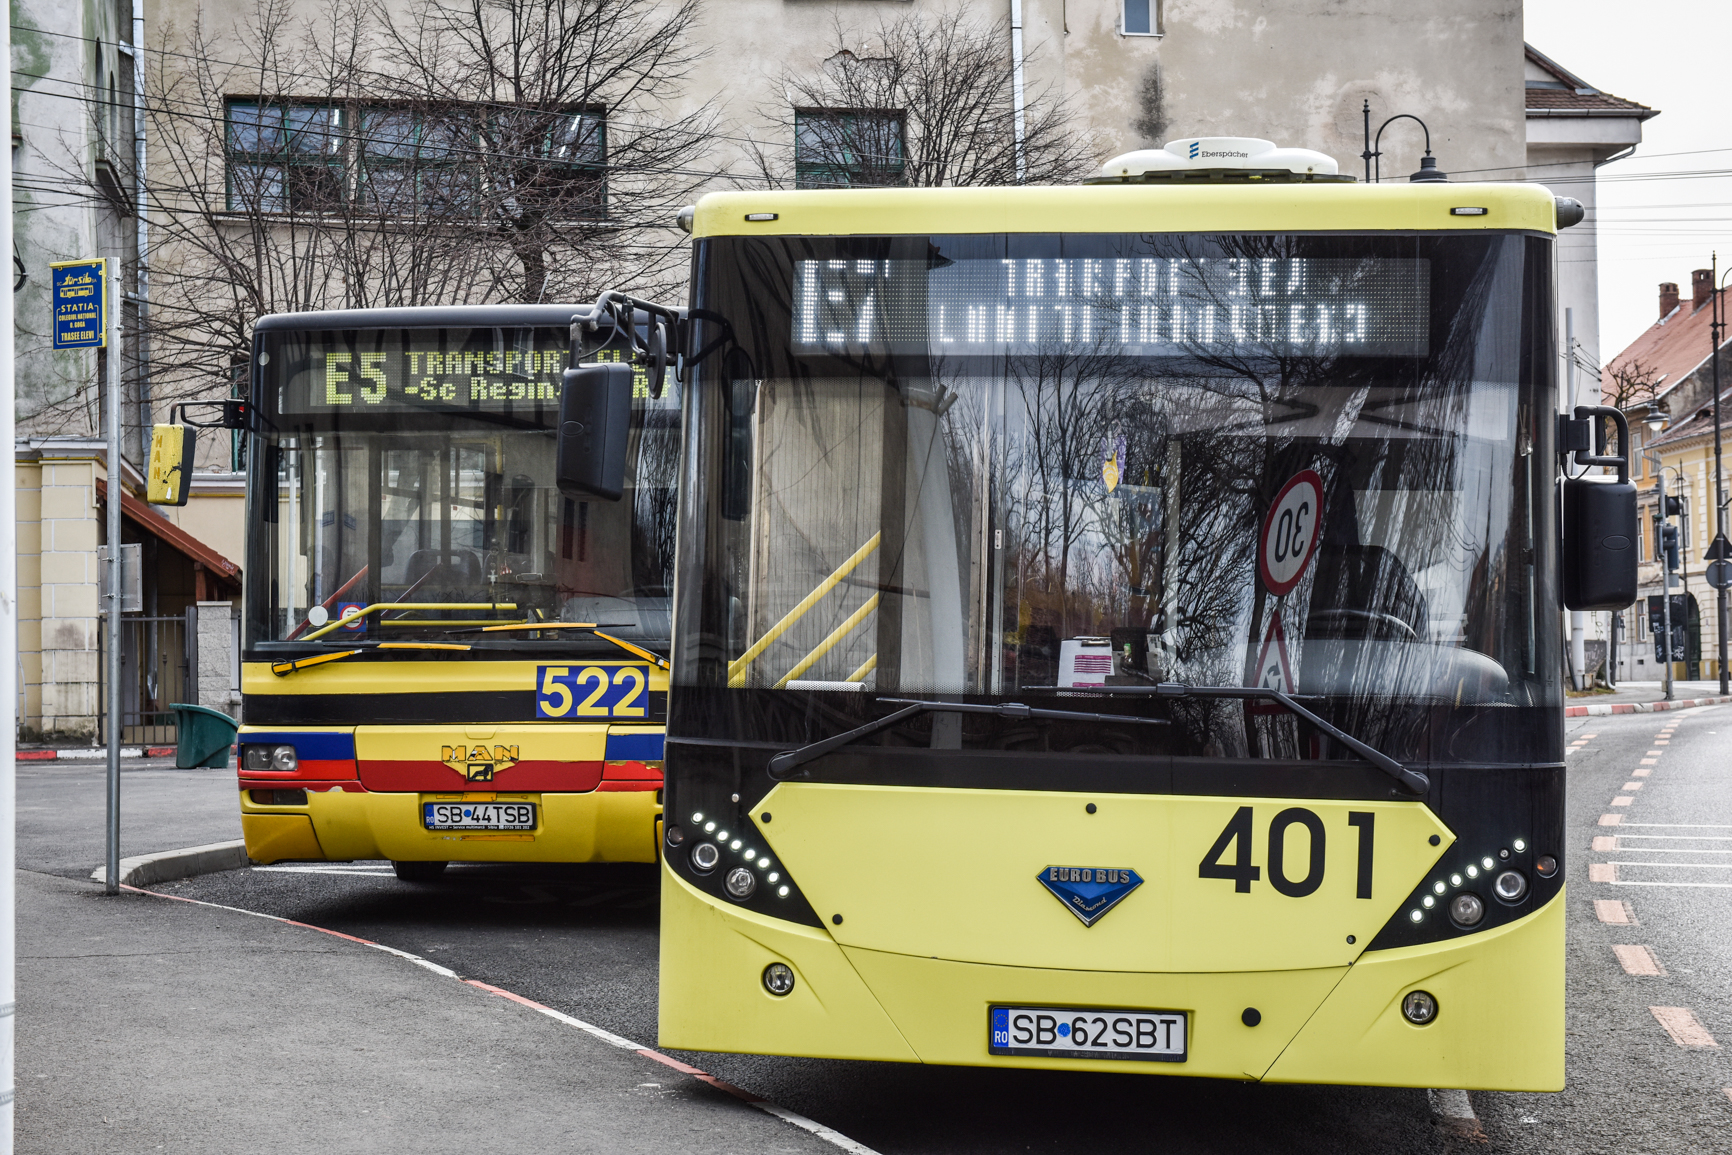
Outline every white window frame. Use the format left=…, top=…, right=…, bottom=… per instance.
left=1121, top=0, right=1162, bottom=37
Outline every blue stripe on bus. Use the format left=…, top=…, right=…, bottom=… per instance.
left=605, top=732, right=665, bottom=761
left=241, top=732, right=356, bottom=760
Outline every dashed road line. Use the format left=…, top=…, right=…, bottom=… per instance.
left=1590, top=863, right=1618, bottom=883
left=1600, top=814, right=1623, bottom=826
left=1594, top=836, right=1618, bottom=851
left=1612, top=945, right=1666, bottom=976
left=1634, top=767, right=1653, bottom=777
left=1594, top=899, right=1635, bottom=924
left=1651, top=1007, right=1718, bottom=1048
left=1613, top=796, right=1634, bottom=807
left=1624, top=781, right=1645, bottom=791
left=119, top=884, right=882, bottom=1155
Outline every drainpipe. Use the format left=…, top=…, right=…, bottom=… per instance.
left=1010, top=0, right=1027, bottom=182
left=127, top=0, right=149, bottom=436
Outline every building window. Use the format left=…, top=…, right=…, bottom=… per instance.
left=1123, top=0, right=1162, bottom=36
left=226, top=101, right=606, bottom=219
left=226, top=101, right=345, bottom=212
left=1679, top=496, right=1692, bottom=549
left=795, top=110, right=906, bottom=189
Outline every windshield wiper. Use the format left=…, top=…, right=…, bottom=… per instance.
left=767, top=697, right=1170, bottom=781
left=451, top=622, right=670, bottom=669
left=1078, top=683, right=1429, bottom=795
left=270, top=642, right=472, bottom=677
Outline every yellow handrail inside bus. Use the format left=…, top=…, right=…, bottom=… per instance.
left=300, top=602, right=518, bottom=642
left=774, top=594, right=879, bottom=689
left=728, top=533, right=881, bottom=687
left=846, top=654, right=877, bottom=683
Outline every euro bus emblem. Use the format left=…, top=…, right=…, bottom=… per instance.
left=1038, top=866, right=1144, bottom=927
left=441, top=744, right=520, bottom=783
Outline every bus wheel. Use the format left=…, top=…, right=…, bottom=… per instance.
left=392, top=860, right=448, bottom=882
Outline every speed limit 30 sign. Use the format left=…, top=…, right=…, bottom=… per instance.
left=1259, top=470, right=1325, bottom=597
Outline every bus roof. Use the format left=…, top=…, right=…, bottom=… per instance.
left=252, top=303, right=587, bottom=333
left=690, top=182, right=1560, bottom=240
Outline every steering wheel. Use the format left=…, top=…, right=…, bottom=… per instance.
left=1307, top=608, right=1419, bottom=641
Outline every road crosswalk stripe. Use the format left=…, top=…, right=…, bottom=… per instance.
left=1593, top=899, right=1634, bottom=924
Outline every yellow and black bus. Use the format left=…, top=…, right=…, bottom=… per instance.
left=222, top=305, right=675, bottom=878
left=610, top=139, right=1633, bottom=1089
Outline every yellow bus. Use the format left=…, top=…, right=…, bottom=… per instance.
left=165, top=305, right=676, bottom=879
left=626, top=139, right=1630, bottom=1089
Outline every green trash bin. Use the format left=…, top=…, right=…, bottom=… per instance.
left=170, top=703, right=239, bottom=769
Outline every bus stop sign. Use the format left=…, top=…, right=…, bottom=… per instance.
left=50, top=258, right=106, bottom=349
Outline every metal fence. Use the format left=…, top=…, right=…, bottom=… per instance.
left=98, top=613, right=193, bottom=745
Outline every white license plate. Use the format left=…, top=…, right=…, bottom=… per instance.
left=422, top=802, right=536, bottom=830
left=989, top=1006, right=1186, bottom=1063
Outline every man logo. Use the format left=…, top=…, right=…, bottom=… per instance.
left=1037, top=866, right=1144, bottom=927
left=441, top=743, right=520, bottom=783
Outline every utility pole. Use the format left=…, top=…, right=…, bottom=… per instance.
left=105, top=271, right=122, bottom=896
left=1657, top=466, right=1677, bottom=701
left=0, top=4, right=16, bottom=1145
left=1712, top=252, right=1728, bottom=694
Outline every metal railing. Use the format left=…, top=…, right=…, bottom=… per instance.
left=728, top=534, right=882, bottom=689
left=98, top=614, right=191, bottom=745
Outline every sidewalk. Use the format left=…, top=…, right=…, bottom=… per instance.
left=17, top=872, right=830, bottom=1154
left=18, top=758, right=241, bottom=881
left=1566, top=680, right=1732, bottom=716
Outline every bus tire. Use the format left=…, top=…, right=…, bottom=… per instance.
left=392, top=860, right=448, bottom=882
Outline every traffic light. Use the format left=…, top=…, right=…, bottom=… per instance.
left=1664, top=494, right=1684, bottom=518
left=1662, top=523, right=1681, bottom=571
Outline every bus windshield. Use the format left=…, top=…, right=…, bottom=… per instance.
left=678, top=232, right=1559, bottom=763
left=245, top=322, right=677, bottom=654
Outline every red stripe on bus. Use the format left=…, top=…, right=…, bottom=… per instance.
left=358, top=759, right=604, bottom=792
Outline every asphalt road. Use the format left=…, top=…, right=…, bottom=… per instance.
left=73, top=707, right=1732, bottom=1153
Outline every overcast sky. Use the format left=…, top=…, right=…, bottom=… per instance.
left=1525, top=0, right=1732, bottom=371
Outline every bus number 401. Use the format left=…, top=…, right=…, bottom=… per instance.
left=1198, top=806, right=1375, bottom=899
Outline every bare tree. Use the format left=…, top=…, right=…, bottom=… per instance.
left=751, top=6, right=1092, bottom=189
left=78, top=0, right=713, bottom=412
left=1605, top=356, right=1663, bottom=413
left=374, top=0, right=715, bottom=302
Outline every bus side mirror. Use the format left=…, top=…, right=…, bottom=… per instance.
left=1562, top=476, right=1637, bottom=609
left=556, top=361, right=634, bottom=502
left=147, top=424, right=195, bottom=506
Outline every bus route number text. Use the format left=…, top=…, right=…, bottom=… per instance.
left=1198, top=806, right=1377, bottom=899
left=536, top=664, right=650, bottom=719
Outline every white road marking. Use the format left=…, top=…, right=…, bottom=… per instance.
left=1624, top=782, right=1645, bottom=791
left=1617, top=822, right=1732, bottom=829
left=1593, top=836, right=1618, bottom=852
left=1607, top=861, right=1732, bottom=868
left=253, top=866, right=397, bottom=876
left=1608, top=880, right=1732, bottom=888
left=1612, top=797, right=1634, bottom=807
left=1612, top=945, right=1666, bottom=976
left=1603, top=847, right=1732, bottom=855
left=1634, top=767, right=1653, bottom=777
left=1651, top=1007, right=1718, bottom=1048
left=1426, top=1089, right=1482, bottom=1138
left=1589, top=863, right=1618, bottom=882
left=1618, top=834, right=1732, bottom=841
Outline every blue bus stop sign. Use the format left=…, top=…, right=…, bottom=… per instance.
left=50, top=259, right=106, bottom=349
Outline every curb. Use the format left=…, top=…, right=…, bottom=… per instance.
left=19, top=746, right=177, bottom=761
left=91, top=839, right=250, bottom=887
left=1566, top=694, right=1732, bottom=717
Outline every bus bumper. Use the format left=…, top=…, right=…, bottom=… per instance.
left=658, top=866, right=1564, bottom=1091
left=240, top=787, right=662, bottom=865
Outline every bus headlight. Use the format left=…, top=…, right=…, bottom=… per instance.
left=690, top=842, right=719, bottom=874
left=244, top=745, right=298, bottom=772
left=270, top=745, right=297, bottom=772
left=1449, top=893, right=1485, bottom=927
left=1401, top=990, right=1438, bottom=1025
left=1493, top=869, right=1528, bottom=903
left=763, top=963, right=795, bottom=995
left=725, top=867, right=757, bottom=900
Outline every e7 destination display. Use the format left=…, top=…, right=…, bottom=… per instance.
left=793, top=255, right=1431, bottom=357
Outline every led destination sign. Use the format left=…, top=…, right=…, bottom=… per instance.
left=278, top=327, right=571, bottom=417
left=793, top=256, right=1431, bottom=357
